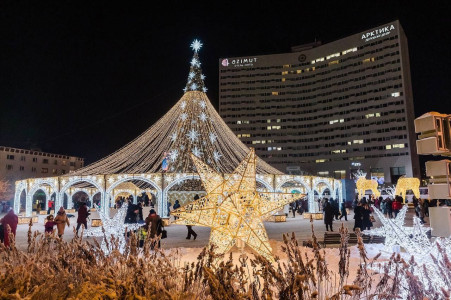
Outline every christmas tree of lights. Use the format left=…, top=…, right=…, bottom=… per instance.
left=70, top=40, right=280, bottom=175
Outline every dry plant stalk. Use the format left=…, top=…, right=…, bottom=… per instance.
left=0, top=220, right=449, bottom=299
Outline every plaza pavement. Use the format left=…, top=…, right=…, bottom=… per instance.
left=1, top=206, right=426, bottom=251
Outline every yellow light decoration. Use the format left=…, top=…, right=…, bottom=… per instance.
left=395, top=176, right=420, bottom=199
left=172, top=148, right=304, bottom=262
left=356, top=177, right=381, bottom=199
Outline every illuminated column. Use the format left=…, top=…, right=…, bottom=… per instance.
left=66, top=192, right=73, bottom=209
left=308, top=191, right=316, bottom=213
left=25, top=194, right=33, bottom=217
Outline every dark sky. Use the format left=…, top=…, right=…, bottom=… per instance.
left=1, top=1, right=450, bottom=164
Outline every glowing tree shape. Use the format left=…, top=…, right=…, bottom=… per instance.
left=84, top=203, right=141, bottom=254
left=172, top=148, right=303, bottom=262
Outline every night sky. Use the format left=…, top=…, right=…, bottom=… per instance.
left=1, top=1, right=450, bottom=165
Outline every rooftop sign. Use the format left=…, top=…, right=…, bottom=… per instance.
left=361, top=24, right=396, bottom=42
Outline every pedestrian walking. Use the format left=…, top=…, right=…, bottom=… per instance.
left=173, top=200, right=181, bottom=220
left=0, top=209, right=18, bottom=248
left=339, top=201, right=347, bottom=221
left=186, top=225, right=197, bottom=240
left=323, top=199, right=334, bottom=232
left=54, top=207, right=70, bottom=238
left=290, top=201, right=297, bottom=218
left=362, top=203, right=373, bottom=230
left=353, top=202, right=363, bottom=231
left=76, top=202, right=89, bottom=236
left=145, top=209, right=162, bottom=249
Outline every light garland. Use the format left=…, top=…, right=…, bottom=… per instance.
left=172, top=149, right=304, bottom=262
left=364, top=206, right=451, bottom=296
left=84, top=203, right=142, bottom=254
left=355, top=176, right=380, bottom=199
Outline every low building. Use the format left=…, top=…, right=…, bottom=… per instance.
left=0, top=146, right=84, bottom=183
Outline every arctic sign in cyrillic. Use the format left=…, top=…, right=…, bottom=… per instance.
left=361, top=24, right=395, bottom=42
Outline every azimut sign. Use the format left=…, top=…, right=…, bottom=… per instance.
left=221, top=57, right=258, bottom=67
left=361, top=24, right=395, bottom=42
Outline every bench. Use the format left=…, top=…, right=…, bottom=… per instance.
left=321, top=233, right=375, bottom=247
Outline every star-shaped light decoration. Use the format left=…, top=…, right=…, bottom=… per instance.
left=199, top=100, right=206, bottom=109
left=363, top=205, right=415, bottom=250
left=171, top=148, right=304, bottom=262
left=192, top=146, right=202, bottom=157
left=213, top=150, right=222, bottom=162
left=180, top=101, right=187, bottom=110
left=169, top=149, right=179, bottom=162
left=209, top=132, right=217, bottom=144
left=186, top=129, right=199, bottom=142
left=170, top=132, right=177, bottom=142
left=180, top=113, right=188, bottom=121
left=84, top=204, right=141, bottom=254
left=199, top=112, right=207, bottom=122
left=190, top=39, right=203, bottom=52
left=188, top=72, right=195, bottom=79
left=202, top=87, right=208, bottom=93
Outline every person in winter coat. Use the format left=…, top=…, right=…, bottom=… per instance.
left=76, top=202, right=89, bottom=236
left=392, top=196, right=403, bottom=217
left=386, top=198, right=393, bottom=218
left=0, top=209, right=18, bottom=248
left=44, top=215, right=57, bottom=236
left=353, top=202, right=363, bottom=232
left=145, top=209, right=162, bottom=249
left=416, top=199, right=426, bottom=224
left=125, top=200, right=138, bottom=224
left=172, top=200, right=181, bottom=220
left=137, top=202, right=144, bottom=222
left=339, top=201, right=347, bottom=221
left=54, top=207, right=70, bottom=238
left=362, top=203, right=373, bottom=230
left=323, top=200, right=334, bottom=231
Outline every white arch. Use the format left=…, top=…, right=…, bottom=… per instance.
left=14, top=180, right=27, bottom=215
left=256, top=178, right=274, bottom=192
left=162, top=175, right=201, bottom=217
left=59, top=177, right=105, bottom=214
left=106, top=175, right=162, bottom=209
left=276, top=177, right=314, bottom=212
left=27, top=179, right=58, bottom=216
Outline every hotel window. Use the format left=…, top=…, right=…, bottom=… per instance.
left=272, top=92, right=279, bottom=95
left=21, top=156, right=25, bottom=161
left=41, top=168, right=48, bottom=173
left=32, top=167, right=37, bottom=172
left=33, top=157, right=38, bottom=162
left=20, top=166, right=25, bottom=171
left=318, top=171, right=329, bottom=176
left=334, top=170, right=346, bottom=179
left=6, top=165, right=13, bottom=170
left=6, top=155, right=14, bottom=160
left=391, top=92, right=400, bottom=97
left=43, top=159, right=49, bottom=164
left=54, top=160, right=58, bottom=165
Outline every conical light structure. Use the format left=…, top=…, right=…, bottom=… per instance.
left=71, top=40, right=280, bottom=175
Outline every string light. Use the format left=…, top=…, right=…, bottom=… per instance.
left=364, top=206, right=451, bottom=296
left=84, top=203, right=141, bottom=254
left=395, top=176, right=420, bottom=199
left=172, top=149, right=304, bottom=262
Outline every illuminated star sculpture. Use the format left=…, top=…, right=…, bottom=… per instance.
left=84, top=203, right=141, bottom=254
left=171, top=148, right=304, bottom=262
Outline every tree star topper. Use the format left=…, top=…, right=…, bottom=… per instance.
left=171, top=148, right=304, bottom=262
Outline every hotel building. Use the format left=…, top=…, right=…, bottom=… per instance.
left=0, top=146, right=84, bottom=182
left=219, top=20, right=420, bottom=184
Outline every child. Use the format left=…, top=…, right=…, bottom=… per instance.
left=138, top=225, right=148, bottom=247
left=44, top=215, right=57, bottom=236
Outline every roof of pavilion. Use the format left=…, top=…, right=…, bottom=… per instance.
left=69, top=40, right=282, bottom=176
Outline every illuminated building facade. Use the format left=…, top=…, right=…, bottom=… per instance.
left=219, top=20, right=420, bottom=184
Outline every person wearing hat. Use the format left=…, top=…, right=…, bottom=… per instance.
left=54, top=206, right=70, bottom=238
left=0, top=209, right=18, bottom=248
left=145, top=209, right=162, bottom=249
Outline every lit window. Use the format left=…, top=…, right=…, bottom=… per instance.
left=353, top=140, right=363, bottom=144
left=342, top=47, right=357, bottom=55
left=391, top=92, right=400, bottom=97
left=296, top=70, right=302, bottom=74
left=277, top=147, right=282, bottom=151
left=237, top=121, right=241, bottom=124
left=340, top=119, right=344, bottom=123
left=272, top=92, right=279, bottom=95
left=267, top=119, right=271, bottom=123
left=315, top=159, right=326, bottom=163
left=326, top=53, right=340, bottom=60
left=283, top=64, right=291, bottom=68
left=318, top=171, right=329, bottom=176
left=281, top=78, right=286, bottom=82
left=277, top=119, right=281, bottom=123
left=328, top=60, right=339, bottom=65
left=386, top=145, right=392, bottom=150
left=252, top=141, right=261, bottom=144
left=347, top=141, right=352, bottom=145
left=281, top=71, right=288, bottom=75
left=393, top=144, right=405, bottom=149
left=267, top=126, right=271, bottom=130
left=375, top=113, right=381, bottom=117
